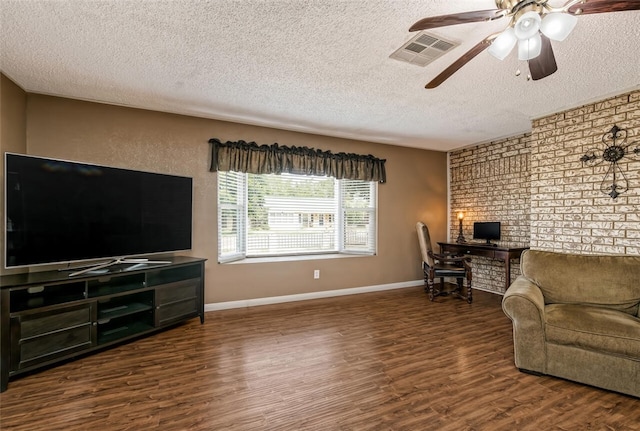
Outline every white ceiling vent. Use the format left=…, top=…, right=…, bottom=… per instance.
left=390, top=32, right=459, bottom=67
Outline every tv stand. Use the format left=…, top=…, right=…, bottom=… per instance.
left=0, top=256, right=206, bottom=392
left=64, top=257, right=172, bottom=277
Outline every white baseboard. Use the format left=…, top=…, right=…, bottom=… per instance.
left=205, top=280, right=423, bottom=312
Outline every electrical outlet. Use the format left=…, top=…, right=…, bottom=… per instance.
left=313, top=269, right=320, bottom=279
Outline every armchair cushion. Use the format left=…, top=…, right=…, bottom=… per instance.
left=546, top=304, right=640, bottom=358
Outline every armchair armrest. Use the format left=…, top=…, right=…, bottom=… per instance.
left=502, top=276, right=547, bottom=373
left=428, top=251, right=472, bottom=270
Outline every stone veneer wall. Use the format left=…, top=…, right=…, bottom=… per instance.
left=449, top=134, right=531, bottom=294
left=530, top=90, right=640, bottom=254
left=449, top=89, right=640, bottom=294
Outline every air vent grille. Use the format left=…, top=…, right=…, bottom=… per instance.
left=390, top=31, right=459, bottom=67
left=416, top=34, right=439, bottom=46
left=405, top=43, right=427, bottom=54
left=433, top=40, right=455, bottom=51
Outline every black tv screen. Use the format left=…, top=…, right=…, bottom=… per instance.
left=5, top=153, right=193, bottom=269
left=473, top=221, right=501, bottom=244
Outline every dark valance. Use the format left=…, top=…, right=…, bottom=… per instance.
left=208, top=138, right=386, bottom=183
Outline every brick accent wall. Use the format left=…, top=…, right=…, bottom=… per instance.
left=530, top=90, right=640, bottom=254
left=449, top=134, right=531, bottom=293
left=448, top=89, right=640, bottom=294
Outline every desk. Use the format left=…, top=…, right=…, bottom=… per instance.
left=438, top=242, right=529, bottom=292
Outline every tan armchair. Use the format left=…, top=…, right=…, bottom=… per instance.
left=502, top=250, right=640, bottom=397
left=416, top=222, right=472, bottom=303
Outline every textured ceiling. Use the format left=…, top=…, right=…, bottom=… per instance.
left=1, top=0, right=639, bottom=151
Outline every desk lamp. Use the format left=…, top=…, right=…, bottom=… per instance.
left=456, top=212, right=466, bottom=243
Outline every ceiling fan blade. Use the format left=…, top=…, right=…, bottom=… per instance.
left=409, top=9, right=505, bottom=32
left=425, top=34, right=497, bottom=89
left=567, top=0, right=640, bottom=15
left=528, top=34, right=558, bottom=81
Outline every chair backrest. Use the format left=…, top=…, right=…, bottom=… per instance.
left=521, top=249, right=640, bottom=315
left=416, top=222, right=435, bottom=268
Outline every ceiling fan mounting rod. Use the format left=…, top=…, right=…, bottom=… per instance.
left=558, top=0, right=587, bottom=14
left=496, top=0, right=546, bottom=15
left=497, top=0, right=586, bottom=16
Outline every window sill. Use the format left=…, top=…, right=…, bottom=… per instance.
left=224, top=253, right=373, bottom=265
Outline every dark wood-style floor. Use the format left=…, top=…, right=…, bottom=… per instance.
left=1, top=287, right=639, bottom=430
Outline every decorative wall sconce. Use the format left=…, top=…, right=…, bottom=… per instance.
left=456, top=212, right=466, bottom=243
left=579, top=125, right=640, bottom=199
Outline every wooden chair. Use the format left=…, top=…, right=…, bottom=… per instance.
left=416, top=221, right=472, bottom=303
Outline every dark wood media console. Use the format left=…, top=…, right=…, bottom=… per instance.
left=0, top=256, right=206, bottom=392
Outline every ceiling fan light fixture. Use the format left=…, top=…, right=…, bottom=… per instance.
left=514, top=11, right=542, bottom=40
left=540, top=12, right=578, bottom=41
left=488, top=27, right=517, bottom=60
left=518, top=33, right=542, bottom=60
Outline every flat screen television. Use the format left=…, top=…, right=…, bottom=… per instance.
left=5, top=153, right=193, bottom=271
left=473, top=221, right=500, bottom=244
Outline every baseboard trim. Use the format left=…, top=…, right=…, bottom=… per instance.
left=472, top=286, right=506, bottom=295
left=205, top=280, right=423, bottom=311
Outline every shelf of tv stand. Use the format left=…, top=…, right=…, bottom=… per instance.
left=0, top=256, right=206, bottom=392
left=98, top=319, right=155, bottom=345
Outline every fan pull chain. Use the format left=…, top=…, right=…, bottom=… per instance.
left=515, top=65, right=531, bottom=81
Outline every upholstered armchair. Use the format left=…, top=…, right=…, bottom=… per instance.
left=502, top=250, right=640, bottom=397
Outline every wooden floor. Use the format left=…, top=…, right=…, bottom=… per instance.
left=1, top=287, right=639, bottom=430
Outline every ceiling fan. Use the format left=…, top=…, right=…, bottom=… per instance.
left=409, top=0, right=640, bottom=88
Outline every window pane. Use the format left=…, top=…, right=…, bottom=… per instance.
left=218, top=171, right=245, bottom=261
left=247, top=173, right=337, bottom=256
left=219, top=208, right=242, bottom=254
left=218, top=171, right=377, bottom=259
left=341, top=180, right=376, bottom=253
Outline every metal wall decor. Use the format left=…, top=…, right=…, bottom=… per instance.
left=579, top=125, right=640, bottom=199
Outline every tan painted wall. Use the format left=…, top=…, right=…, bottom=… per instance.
left=1, top=74, right=28, bottom=153
left=18, top=93, right=448, bottom=303
left=1, top=73, right=28, bottom=276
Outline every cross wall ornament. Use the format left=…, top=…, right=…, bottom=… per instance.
left=579, top=125, right=640, bottom=199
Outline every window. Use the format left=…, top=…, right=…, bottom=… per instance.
left=218, top=171, right=376, bottom=262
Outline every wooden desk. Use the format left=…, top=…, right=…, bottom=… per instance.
left=438, top=242, right=529, bottom=292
